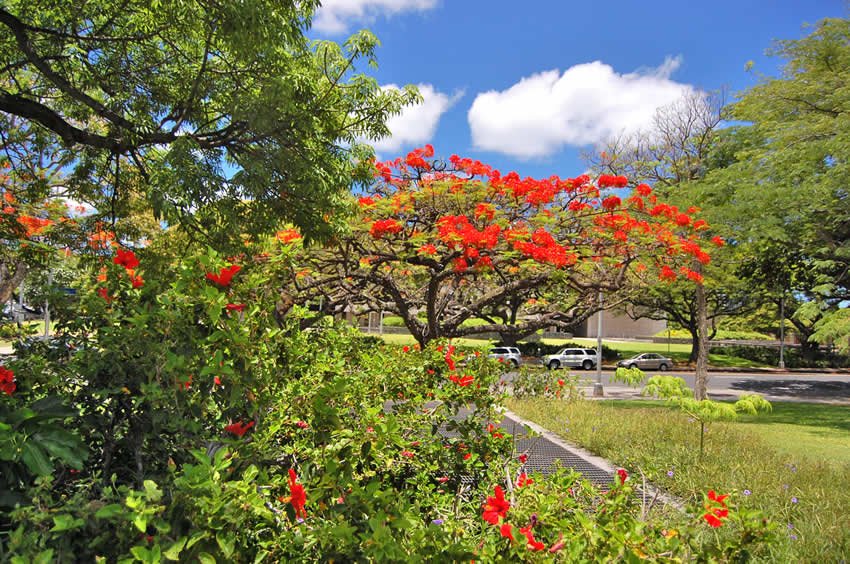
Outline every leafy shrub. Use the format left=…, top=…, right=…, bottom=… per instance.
left=709, top=344, right=850, bottom=368
left=1, top=246, right=778, bottom=560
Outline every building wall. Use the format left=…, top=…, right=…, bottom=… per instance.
left=575, top=310, right=666, bottom=339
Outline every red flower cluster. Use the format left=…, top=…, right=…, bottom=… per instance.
left=482, top=485, right=510, bottom=525
left=597, top=174, right=629, bottom=188
left=711, top=236, right=725, bottom=247
left=513, top=228, right=575, bottom=268
left=226, top=303, right=246, bottom=313
left=703, top=490, right=730, bottom=528
left=224, top=420, right=254, bottom=437
left=601, top=195, right=622, bottom=210
left=617, top=468, right=629, bottom=485
left=114, top=248, right=140, bottom=269
left=436, top=215, right=500, bottom=251
left=206, top=265, right=241, bottom=287
left=369, top=218, right=403, bottom=239
left=17, top=214, right=53, bottom=237
left=0, top=366, right=15, bottom=396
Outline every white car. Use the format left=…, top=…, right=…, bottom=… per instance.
left=488, top=347, right=522, bottom=367
left=544, top=348, right=598, bottom=370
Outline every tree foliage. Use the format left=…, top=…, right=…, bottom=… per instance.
left=0, top=1, right=417, bottom=246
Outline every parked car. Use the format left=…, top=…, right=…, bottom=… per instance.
left=617, top=353, right=673, bottom=371
left=543, top=348, right=597, bottom=370
left=488, top=347, right=522, bottom=367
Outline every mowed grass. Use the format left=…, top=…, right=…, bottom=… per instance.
left=506, top=397, right=850, bottom=562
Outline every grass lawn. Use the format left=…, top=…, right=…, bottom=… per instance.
left=506, top=397, right=850, bottom=561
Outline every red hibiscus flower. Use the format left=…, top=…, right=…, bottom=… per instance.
left=226, top=303, right=246, bottom=312
left=97, top=287, right=113, bottom=303
left=288, top=468, right=307, bottom=520
left=617, top=468, right=628, bottom=484
left=500, top=522, right=515, bottom=542
left=519, top=525, right=546, bottom=551
left=113, top=248, right=140, bottom=269
left=0, top=366, right=16, bottom=396
left=129, top=273, right=144, bottom=288
left=449, top=374, right=474, bottom=387
left=206, top=265, right=241, bottom=287
left=518, top=454, right=528, bottom=464
left=516, top=473, right=534, bottom=488
left=702, top=490, right=730, bottom=527
left=224, top=420, right=254, bottom=437
left=482, top=485, right=510, bottom=525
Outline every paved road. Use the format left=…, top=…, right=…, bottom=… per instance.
left=505, top=368, right=850, bottom=404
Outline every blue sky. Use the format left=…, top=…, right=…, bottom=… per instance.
left=312, top=0, right=845, bottom=179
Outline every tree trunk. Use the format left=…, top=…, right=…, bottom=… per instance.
left=694, top=277, right=710, bottom=400
left=687, top=323, right=700, bottom=364
left=0, top=260, right=28, bottom=305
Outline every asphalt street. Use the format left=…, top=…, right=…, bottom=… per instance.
left=503, top=368, right=850, bottom=404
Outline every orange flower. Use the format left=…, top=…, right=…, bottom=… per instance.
left=276, top=229, right=302, bottom=244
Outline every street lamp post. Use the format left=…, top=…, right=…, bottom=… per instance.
left=593, top=290, right=604, bottom=397
left=778, top=294, right=785, bottom=369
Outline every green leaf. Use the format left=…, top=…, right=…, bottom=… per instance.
left=143, top=480, right=163, bottom=502
left=216, top=533, right=236, bottom=558
left=20, top=442, right=53, bottom=476
left=162, top=537, right=187, bottom=561
left=95, top=504, right=125, bottom=519
left=133, top=514, right=148, bottom=533
left=197, top=552, right=217, bottom=564
left=51, top=514, right=84, bottom=532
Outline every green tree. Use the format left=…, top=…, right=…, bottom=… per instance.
left=586, top=92, right=745, bottom=397
left=714, top=17, right=850, bottom=353
left=0, top=1, right=416, bottom=247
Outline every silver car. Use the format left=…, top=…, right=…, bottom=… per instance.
left=617, top=353, right=673, bottom=371
left=488, top=347, right=522, bottom=367
left=544, top=348, right=597, bottom=370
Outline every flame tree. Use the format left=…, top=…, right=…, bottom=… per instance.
left=288, top=146, right=714, bottom=347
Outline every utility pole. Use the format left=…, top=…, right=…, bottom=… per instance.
left=593, top=290, right=604, bottom=397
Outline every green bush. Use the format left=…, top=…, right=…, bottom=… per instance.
left=1, top=246, right=778, bottom=560
left=708, top=344, right=850, bottom=368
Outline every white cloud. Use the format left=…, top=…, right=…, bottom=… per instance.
left=313, top=0, right=438, bottom=34
left=367, top=83, right=461, bottom=153
left=467, top=56, right=697, bottom=159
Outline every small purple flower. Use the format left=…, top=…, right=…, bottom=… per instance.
left=782, top=484, right=789, bottom=490
left=530, top=513, right=538, bottom=527
left=789, top=534, right=798, bottom=541
left=787, top=523, right=794, bottom=530
left=431, top=519, right=444, bottom=525
left=791, top=496, right=798, bottom=504
left=667, top=470, right=674, bottom=478
left=743, top=489, right=751, bottom=496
